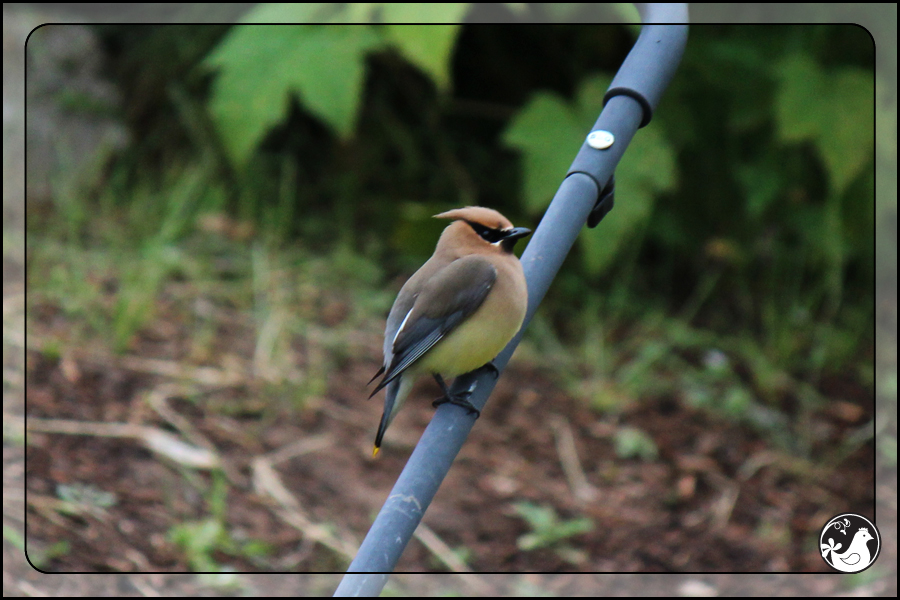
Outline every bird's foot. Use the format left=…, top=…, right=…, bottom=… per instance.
left=432, top=391, right=481, bottom=418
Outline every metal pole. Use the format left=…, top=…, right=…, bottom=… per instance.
left=335, top=6, right=688, bottom=595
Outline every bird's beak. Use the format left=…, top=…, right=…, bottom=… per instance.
left=503, top=227, right=532, bottom=241
left=500, top=227, right=531, bottom=252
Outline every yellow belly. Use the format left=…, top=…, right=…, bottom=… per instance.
left=417, top=299, right=525, bottom=377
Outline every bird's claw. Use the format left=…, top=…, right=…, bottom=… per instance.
left=432, top=393, right=481, bottom=418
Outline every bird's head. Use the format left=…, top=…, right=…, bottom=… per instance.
left=434, top=206, right=531, bottom=255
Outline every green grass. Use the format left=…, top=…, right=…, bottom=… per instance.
left=518, top=286, right=875, bottom=463
left=166, top=471, right=278, bottom=573
left=513, top=501, right=594, bottom=565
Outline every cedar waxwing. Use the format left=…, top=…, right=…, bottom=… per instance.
left=368, top=206, right=531, bottom=455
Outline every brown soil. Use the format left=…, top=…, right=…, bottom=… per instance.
left=23, top=296, right=875, bottom=575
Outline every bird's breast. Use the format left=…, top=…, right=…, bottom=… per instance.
left=418, top=262, right=527, bottom=377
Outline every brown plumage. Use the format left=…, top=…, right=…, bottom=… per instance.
left=368, top=207, right=531, bottom=454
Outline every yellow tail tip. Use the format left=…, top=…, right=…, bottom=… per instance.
left=372, top=445, right=380, bottom=457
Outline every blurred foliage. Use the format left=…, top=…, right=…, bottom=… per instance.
left=613, top=426, right=659, bottom=461
left=28, top=16, right=881, bottom=450
left=94, top=21, right=875, bottom=316
left=513, top=501, right=594, bottom=556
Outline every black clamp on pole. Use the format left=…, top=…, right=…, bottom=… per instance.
left=587, top=174, right=615, bottom=228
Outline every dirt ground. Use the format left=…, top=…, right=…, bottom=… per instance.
left=11, top=285, right=893, bottom=597
left=18, top=313, right=877, bottom=570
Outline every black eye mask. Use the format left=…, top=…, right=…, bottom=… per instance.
left=465, top=221, right=505, bottom=244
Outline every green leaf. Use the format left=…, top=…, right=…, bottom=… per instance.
left=513, top=501, right=594, bottom=550
left=503, top=92, right=586, bottom=212
left=383, top=22, right=463, bottom=90
left=206, top=26, right=382, bottom=166
left=820, top=68, right=875, bottom=194
left=775, top=56, right=874, bottom=194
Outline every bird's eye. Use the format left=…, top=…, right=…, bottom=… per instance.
left=467, top=222, right=504, bottom=243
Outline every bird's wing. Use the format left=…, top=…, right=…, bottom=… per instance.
left=369, top=256, right=496, bottom=397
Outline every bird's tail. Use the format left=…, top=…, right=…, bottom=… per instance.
left=373, top=376, right=413, bottom=456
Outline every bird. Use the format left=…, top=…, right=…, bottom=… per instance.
left=823, top=527, right=875, bottom=572
left=368, top=206, right=531, bottom=456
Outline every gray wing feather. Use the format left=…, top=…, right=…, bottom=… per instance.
left=369, top=257, right=496, bottom=397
